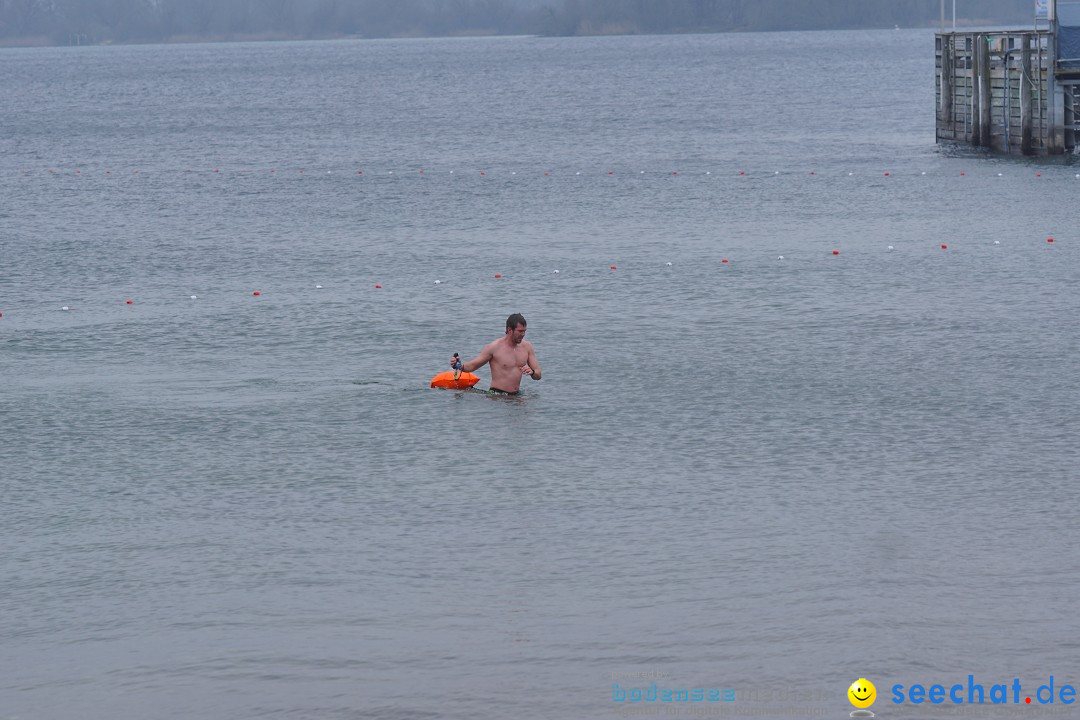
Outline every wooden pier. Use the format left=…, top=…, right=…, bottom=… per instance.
left=936, top=28, right=1079, bottom=154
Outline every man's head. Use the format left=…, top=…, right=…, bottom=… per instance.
left=505, top=313, right=527, bottom=344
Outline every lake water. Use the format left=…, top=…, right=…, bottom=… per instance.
left=2, top=30, right=1079, bottom=720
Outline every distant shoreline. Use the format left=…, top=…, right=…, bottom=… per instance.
left=0, top=21, right=1014, bottom=49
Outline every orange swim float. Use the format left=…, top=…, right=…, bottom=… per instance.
left=430, top=371, right=481, bottom=389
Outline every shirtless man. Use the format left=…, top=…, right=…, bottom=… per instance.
left=452, top=313, right=541, bottom=394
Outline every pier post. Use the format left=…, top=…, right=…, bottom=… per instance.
left=940, top=35, right=954, bottom=130
left=1021, top=34, right=1034, bottom=153
left=978, top=34, right=993, bottom=147
left=1049, top=28, right=1066, bottom=151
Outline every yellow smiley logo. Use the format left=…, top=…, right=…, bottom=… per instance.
left=848, top=678, right=876, bottom=709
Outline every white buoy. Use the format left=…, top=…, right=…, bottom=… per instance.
left=994, top=240, right=1001, bottom=245
left=552, top=269, right=559, bottom=274
left=887, top=246, right=894, bottom=251
left=774, top=171, right=779, bottom=175
left=511, top=172, right=516, bottom=175
left=922, top=172, right=927, bottom=175
left=434, top=280, right=441, bottom=284
left=62, top=306, right=69, bottom=311
left=315, top=285, right=322, bottom=289
left=190, top=295, right=197, bottom=300
left=706, top=171, right=711, bottom=175
left=666, top=262, right=672, bottom=266
left=640, top=171, right=645, bottom=174
left=575, top=172, right=580, bottom=175
left=998, top=173, right=1003, bottom=177
left=848, top=172, right=853, bottom=176
left=778, top=255, right=785, bottom=260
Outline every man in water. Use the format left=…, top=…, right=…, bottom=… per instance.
left=452, top=313, right=541, bottom=395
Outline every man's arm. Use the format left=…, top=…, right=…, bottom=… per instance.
left=526, top=343, right=541, bottom=380
left=455, top=344, right=494, bottom=373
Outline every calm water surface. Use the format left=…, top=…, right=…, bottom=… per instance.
left=2, top=31, right=1079, bottom=720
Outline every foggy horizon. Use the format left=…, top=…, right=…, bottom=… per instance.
left=0, top=0, right=1041, bottom=47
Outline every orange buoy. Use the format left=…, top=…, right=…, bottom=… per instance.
left=430, top=371, right=481, bottom=389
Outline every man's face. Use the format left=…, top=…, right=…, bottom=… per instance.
left=507, top=323, right=526, bottom=344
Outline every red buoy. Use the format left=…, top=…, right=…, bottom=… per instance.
left=1048, top=237, right=1055, bottom=243
left=832, top=250, right=839, bottom=255
left=610, top=265, right=617, bottom=270
left=721, top=259, right=729, bottom=263
left=253, top=291, right=261, bottom=296
left=494, top=274, right=502, bottom=278
left=941, top=244, right=948, bottom=249
left=375, top=285, right=382, bottom=289
left=126, top=299, right=133, bottom=305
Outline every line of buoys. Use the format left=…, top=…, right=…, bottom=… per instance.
left=0, top=241, right=1065, bottom=320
